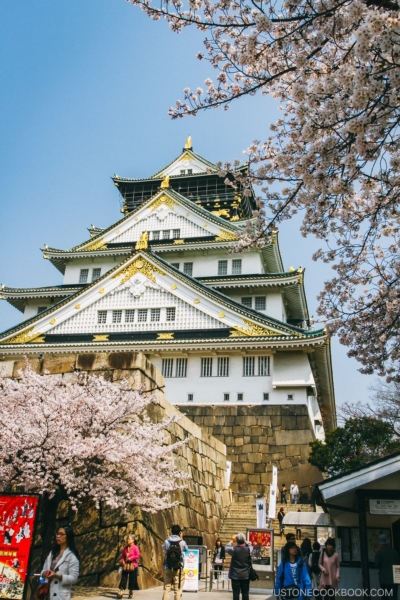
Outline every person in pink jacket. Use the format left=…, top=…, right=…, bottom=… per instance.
left=319, top=538, right=340, bottom=590
left=118, top=534, right=140, bottom=599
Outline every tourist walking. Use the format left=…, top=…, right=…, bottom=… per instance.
left=300, top=538, right=312, bottom=566
left=225, top=533, right=251, bottom=600
left=213, top=538, right=225, bottom=578
left=308, top=541, right=321, bottom=590
left=277, top=533, right=296, bottom=567
left=274, top=541, right=312, bottom=598
left=118, top=534, right=140, bottom=599
left=41, top=525, right=80, bottom=600
left=290, top=480, right=299, bottom=504
left=162, top=525, right=188, bottom=600
left=277, top=507, right=285, bottom=537
left=319, top=538, right=340, bottom=591
left=281, top=484, right=288, bottom=505
left=375, top=533, right=400, bottom=598
left=296, top=509, right=302, bottom=540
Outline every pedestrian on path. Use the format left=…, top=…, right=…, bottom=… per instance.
left=374, top=533, right=400, bottom=598
left=162, top=525, right=188, bottom=600
left=277, top=533, right=296, bottom=567
left=296, top=509, right=302, bottom=540
left=281, top=484, right=288, bottom=505
left=290, top=480, right=299, bottom=504
left=213, top=539, right=225, bottom=579
left=319, top=538, right=340, bottom=591
left=41, top=526, right=80, bottom=600
left=278, top=507, right=285, bottom=537
left=225, top=532, right=251, bottom=600
left=274, top=541, right=312, bottom=598
left=118, top=534, right=140, bottom=599
left=308, top=541, right=321, bottom=590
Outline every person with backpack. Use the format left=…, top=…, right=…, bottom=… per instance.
left=308, top=541, right=321, bottom=590
left=162, top=525, right=188, bottom=600
left=274, top=541, right=312, bottom=599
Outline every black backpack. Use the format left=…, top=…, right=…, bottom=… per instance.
left=166, top=541, right=183, bottom=571
left=311, top=551, right=320, bottom=575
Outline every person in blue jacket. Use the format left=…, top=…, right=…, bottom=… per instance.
left=274, top=542, right=312, bottom=598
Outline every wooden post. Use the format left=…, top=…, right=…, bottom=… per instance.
left=357, top=490, right=370, bottom=596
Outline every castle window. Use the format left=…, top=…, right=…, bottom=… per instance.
left=187, top=169, right=193, bottom=175
left=138, top=309, right=148, bottom=322
left=232, top=259, right=242, bottom=275
left=255, top=296, right=266, bottom=311
left=258, top=356, right=270, bottom=376
left=263, top=393, right=270, bottom=401
left=172, top=229, right=181, bottom=239
left=287, top=394, right=294, bottom=401
left=223, top=393, right=230, bottom=402
left=112, top=310, right=122, bottom=323
left=125, top=309, right=135, bottom=323
left=91, top=268, right=101, bottom=282
left=38, top=306, right=48, bottom=314
left=241, top=297, right=252, bottom=308
left=151, top=308, right=161, bottom=322
left=188, top=393, right=194, bottom=402
left=166, top=307, right=176, bottom=321
left=79, top=269, right=89, bottom=284
left=201, top=357, right=213, bottom=377
left=152, top=231, right=160, bottom=240
left=97, top=310, right=107, bottom=324
left=180, top=169, right=185, bottom=175
left=162, top=230, right=170, bottom=239
left=171, top=263, right=180, bottom=270
left=218, top=260, right=228, bottom=276
left=162, top=358, right=174, bottom=378
left=243, top=356, right=255, bottom=377
left=183, top=262, right=193, bottom=276
left=176, top=358, right=188, bottom=378
left=217, top=357, right=229, bottom=377
left=237, top=393, right=243, bottom=401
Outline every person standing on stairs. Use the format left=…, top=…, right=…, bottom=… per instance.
left=290, top=480, right=299, bottom=505
left=278, top=507, right=285, bottom=538
left=281, top=484, right=288, bottom=505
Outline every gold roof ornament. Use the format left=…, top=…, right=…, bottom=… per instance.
left=160, top=175, right=170, bottom=189
left=184, top=135, right=192, bottom=150
left=135, top=231, right=149, bottom=250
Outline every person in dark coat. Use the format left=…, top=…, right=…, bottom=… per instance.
left=375, top=533, right=400, bottom=598
left=225, top=532, right=251, bottom=600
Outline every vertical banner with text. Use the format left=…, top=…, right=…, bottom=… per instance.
left=0, top=495, right=39, bottom=600
left=268, top=466, right=278, bottom=519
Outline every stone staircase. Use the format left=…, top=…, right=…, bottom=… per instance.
left=218, top=500, right=317, bottom=566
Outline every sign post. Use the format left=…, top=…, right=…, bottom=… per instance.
left=0, top=494, right=39, bottom=600
left=183, top=549, right=199, bottom=592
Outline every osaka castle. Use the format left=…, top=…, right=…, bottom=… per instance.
left=0, top=137, right=335, bottom=454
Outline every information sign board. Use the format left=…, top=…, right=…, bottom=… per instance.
left=393, top=565, right=400, bottom=584
left=183, top=549, right=199, bottom=592
left=0, top=494, right=39, bottom=600
left=247, top=530, right=271, bottom=547
left=369, top=499, right=400, bottom=515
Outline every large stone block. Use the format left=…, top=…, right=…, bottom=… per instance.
left=275, top=430, right=312, bottom=446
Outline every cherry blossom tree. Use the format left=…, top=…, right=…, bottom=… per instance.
left=0, top=362, right=188, bottom=551
left=128, top=0, right=400, bottom=381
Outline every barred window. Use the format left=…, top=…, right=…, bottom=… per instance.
left=218, top=260, right=228, bottom=276
left=243, top=356, right=255, bottom=377
left=91, top=268, right=101, bottom=282
left=183, top=262, right=193, bottom=276
left=176, top=358, right=188, bottom=378
left=97, top=310, right=107, bottom=324
left=172, top=229, right=181, bottom=239
left=79, top=269, right=89, bottom=283
left=258, top=356, right=270, bottom=376
left=38, top=306, right=48, bottom=314
left=166, top=307, right=176, bottom=321
left=112, top=310, right=122, bottom=323
left=188, top=393, right=194, bottom=402
left=232, top=259, right=242, bottom=275
left=162, top=359, right=174, bottom=378
left=125, top=309, right=135, bottom=323
left=223, top=393, right=230, bottom=402
left=201, top=357, right=213, bottom=377
left=152, top=231, right=160, bottom=240
left=171, top=263, right=180, bottom=269
left=263, top=393, right=270, bottom=401
left=237, top=393, right=243, bottom=401
left=217, top=357, right=229, bottom=377
left=180, top=169, right=185, bottom=175
left=255, top=296, right=266, bottom=311
left=187, top=169, right=193, bottom=175
left=151, top=308, right=161, bottom=322
left=288, top=394, right=294, bottom=401
left=138, top=309, right=148, bottom=322
left=162, top=230, right=170, bottom=239
left=241, top=297, right=252, bottom=308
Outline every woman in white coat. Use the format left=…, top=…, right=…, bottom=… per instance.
left=41, top=525, right=80, bottom=600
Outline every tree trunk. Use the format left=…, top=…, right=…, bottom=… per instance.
left=39, top=491, right=61, bottom=565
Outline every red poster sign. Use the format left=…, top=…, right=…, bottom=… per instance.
left=248, top=530, right=272, bottom=547
left=0, top=495, right=39, bottom=600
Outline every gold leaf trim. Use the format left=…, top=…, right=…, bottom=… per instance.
left=157, top=332, right=174, bottom=340
left=75, top=304, right=81, bottom=309
left=50, top=318, right=56, bottom=325
left=219, top=312, right=225, bottom=318
left=1, top=327, right=43, bottom=345
left=112, top=257, right=166, bottom=285
left=81, top=238, right=107, bottom=252
left=211, top=209, right=230, bottom=218
left=99, top=288, right=105, bottom=294
left=93, top=334, right=109, bottom=342
left=173, top=239, right=185, bottom=245
left=150, top=194, right=178, bottom=212
left=229, top=318, right=288, bottom=338
left=135, top=231, right=149, bottom=250
left=171, top=284, right=177, bottom=290
left=194, top=298, right=200, bottom=304
left=215, top=230, right=237, bottom=242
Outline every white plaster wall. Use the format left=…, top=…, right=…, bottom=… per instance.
left=148, top=353, right=310, bottom=405
left=272, top=352, right=314, bottom=386
left=63, top=260, right=117, bottom=285
left=226, top=290, right=284, bottom=320
left=24, top=300, right=54, bottom=320
left=159, top=249, right=264, bottom=277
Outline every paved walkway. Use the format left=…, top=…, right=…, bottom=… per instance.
left=73, top=586, right=273, bottom=600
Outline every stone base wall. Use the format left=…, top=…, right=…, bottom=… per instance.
left=2, top=352, right=230, bottom=588
left=178, top=405, right=322, bottom=500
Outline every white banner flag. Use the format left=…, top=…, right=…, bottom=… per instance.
left=268, top=466, right=278, bottom=519
left=256, top=498, right=267, bottom=528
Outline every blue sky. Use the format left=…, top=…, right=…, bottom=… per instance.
left=0, top=0, right=376, bottom=406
